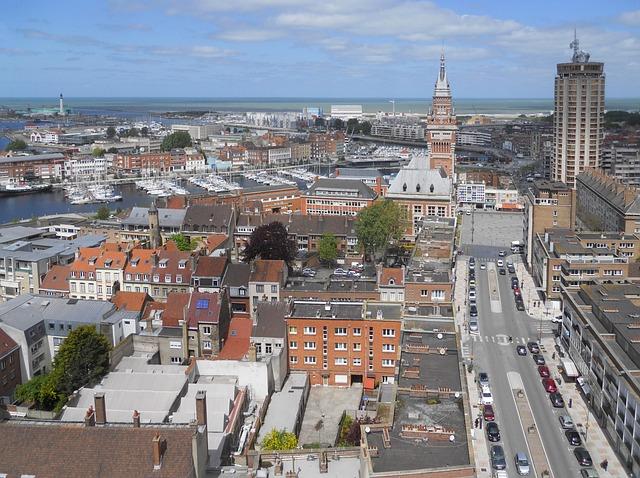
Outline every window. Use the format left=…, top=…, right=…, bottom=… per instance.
left=289, top=341, right=298, bottom=349
left=169, top=341, right=181, bottom=349
left=353, top=343, right=361, bottom=351
left=164, top=274, right=171, bottom=283
left=106, top=285, right=112, bottom=295
left=552, top=275, right=561, bottom=282
left=176, top=275, right=183, bottom=284
left=304, top=356, right=316, bottom=364
left=202, top=340, right=212, bottom=350
left=202, top=326, right=211, bottom=335
left=421, top=289, right=429, bottom=297
left=382, top=344, right=395, bottom=352
left=256, top=284, right=264, bottom=293
left=290, top=356, right=298, bottom=364
left=304, top=341, right=316, bottom=350
left=265, top=343, right=272, bottom=354
left=171, top=357, right=182, bottom=364
left=97, top=285, right=103, bottom=294
left=353, top=358, right=362, bottom=366
left=289, top=326, right=297, bottom=335
left=48, top=323, right=55, bottom=330
left=353, top=327, right=361, bottom=336
left=553, top=264, right=561, bottom=271
left=271, top=285, right=277, bottom=293
left=382, top=329, right=395, bottom=337
left=126, top=273, right=132, bottom=280
left=304, top=326, right=316, bottom=335
left=334, top=327, right=347, bottom=336
left=335, top=343, right=347, bottom=350
left=255, top=343, right=262, bottom=354
left=334, top=357, right=347, bottom=366
left=96, top=272, right=102, bottom=281
left=382, top=359, right=395, bottom=367
left=239, top=288, right=246, bottom=296
left=431, top=290, right=445, bottom=301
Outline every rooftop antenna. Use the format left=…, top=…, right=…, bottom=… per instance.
left=570, top=28, right=579, bottom=61
left=389, top=100, right=395, bottom=117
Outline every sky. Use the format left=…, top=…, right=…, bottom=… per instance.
left=1, top=0, right=639, bottom=98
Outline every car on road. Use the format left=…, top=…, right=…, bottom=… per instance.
left=470, top=305, right=478, bottom=317
left=550, top=392, right=565, bottom=408
left=490, top=445, right=506, bottom=470
left=551, top=315, right=563, bottom=324
left=566, top=429, right=582, bottom=446
left=574, top=447, right=593, bottom=466
left=481, top=386, right=494, bottom=405
left=333, top=268, right=348, bottom=276
left=347, top=270, right=361, bottom=278
left=542, top=378, right=558, bottom=393
left=527, top=342, right=540, bottom=353
left=469, top=319, right=479, bottom=333
left=466, top=210, right=471, bottom=216
left=513, top=287, right=521, bottom=297
left=479, top=372, right=490, bottom=387
left=498, top=250, right=506, bottom=257
left=469, top=289, right=477, bottom=301
left=514, top=451, right=531, bottom=475
left=516, top=345, right=527, bottom=356
left=483, top=404, right=495, bottom=421
left=480, top=263, right=486, bottom=270
left=508, top=264, right=516, bottom=274
left=515, top=300, right=525, bottom=311
left=486, top=422, right=500, bottom=442
left=538, top=365, right=550, bottom=378
left=511, top=277, right=519, bottom=289
left=497, top=259, right=504, bottom=267
left=498, top=268, right=506, bottom=275
left=580, top=468, right=599, bottom=478
left=532, top=354, right=546, bottom=365
left=559, top=415, right=574, bottom=429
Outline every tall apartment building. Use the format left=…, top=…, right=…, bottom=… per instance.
left=576, top=168, right=640, bottom=234
left=426, top=52, right=457, bottom=177
left=523, top=180, right=576, bottom=267
left=552, top=35, right=605, bottom=187
left=600, top=145, right=640, bottom=187
left=286, top=301, right=402, bottom=386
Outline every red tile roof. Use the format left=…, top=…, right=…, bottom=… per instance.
left=218, top=317, right=252, bottom=360
left=193, top=256, right=228, bottom=278
left=112, top=291, right=150, bottom=313
left=249, top=259, right=286, bottom=283
left=163, top=292, right=191, bottom=327
left=380, top=267, right=404, bottom=286
left=206, top=234, right=228, bottom=252
left=124, top=248, right=157, bottom=275
left=141, top=301, right=166, bottom=322
left=186, top=291, right=222, bottom=327
left=40, top=264, right=70, bottom=292
left=0, top=328, right=18, bottom=358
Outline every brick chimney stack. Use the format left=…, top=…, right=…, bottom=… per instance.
left=94, top=392, right=106, bottom=425
left=132, top=409, right=140, bottom=428
left=195, top=390, right=207, bottom=427
left=84, top=406, right=95, bottom=427
left=152, top=433, right=167, bottom=470
left=319, top=451, right=328, bottom=473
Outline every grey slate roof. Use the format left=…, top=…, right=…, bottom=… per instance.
left=0, top=226, right=44, bottom=245
left=236, top=213, right=357, bottom=237
left=253, top=301, right=288, bottom=339
left=306, top=178, right=377, bottom=199
left=222, top=262, right=250, bottom=288
left=183, top=204, right=233, bottom=231
left=335, top=167, right=383, bottom=179
left=387, top=167, right=452, bottom=199
left=0, top=153, right=64, bottom=164
left=122, top=207, right=186, bottom=228
left=0, top=235, right=105, bottom=262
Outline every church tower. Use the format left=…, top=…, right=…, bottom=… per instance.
left=148, top=200, right=162, bottom=249
left=426, top=52, right=457, bottom=177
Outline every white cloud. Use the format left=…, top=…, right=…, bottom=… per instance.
left=217, top=29, right=283, bottom=42
left=619, top=10, right=640, bottom=26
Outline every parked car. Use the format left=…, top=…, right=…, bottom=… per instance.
left=469, top=319, right=479, bottom=333
left=469, top=278, right=476, bottom=287
left=499, top=268, right=506, bottom=275
left=511, top=277, right=519, bottom=289
left=550, top=392, right=565, bottom=408
left=302, top=268, right=316, bottom=277
left=532, top=354, right=546, bottom=366
left=574, top=447, right=593, bottom=466
left=580, top=468, right=599, bottom=478
left=481, top=386, right=494, bottom=405
left=469, top=263, right=475, bottom=271
left=566, top=430, right=582, bottom=446
left=508, top=264, right=516, bottom=274
left=491, top=445, right=506, bottom=470
left=497, top=259, right=504, bottom=267
left=516, top=345, right=527, bottom=356
left=515, top=300, right=525, bottom=311
left=513, top=287, right=522, bottom=297
left=347, top=270, right=361, bottom=278
left=527, top=342, right=540, bottom=353
left=333, top=268, right=348, bottom=276
left=479, top=372, right=490, bottom=388
left=542, top=378, right=558, bottom=393
left=559, top=415, right=574, bottom=429
left=551, top=315, right=563, bottom=324
left=514, top=452, right=531, bottom=475
left=466, top=210, right=472, bottom=216
left=498, top=250, right=506, bottom=257
left=469, top=257, right=476, bottom=264
left=486, top=422, right=500, bottom=442
left=469, top=289, right=477, bottom=301
left=483, top=404, right=495, bottom=421
left=470, top=305, right=478, bottom=317
left=538, top=365, right=550, bottom=378
left=480, top=263, right=486, bottom=270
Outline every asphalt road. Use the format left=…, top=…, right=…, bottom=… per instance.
left=462, top=212, right=582, bottom=478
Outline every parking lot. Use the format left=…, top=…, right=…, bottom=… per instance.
left=460, top=211, right=523, bottom=251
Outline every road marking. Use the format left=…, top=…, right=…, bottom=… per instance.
left=491, top=336, right=495, bottom=342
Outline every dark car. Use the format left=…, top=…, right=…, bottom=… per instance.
left=550, top=392, right=565, bottom=408
left=508, top=264, right=516, bottom=274
left=538, top=365, right=550, bottom=378
left=574, top=447, right=593, bottom=466
left=527, top=342, right=540, bottom=353
left=566, top=430, right=582, bottom=446
left=470, top=305, right=478, bottom=317
left=516, top=345, right=527, bottom=356
left=515, top=300, right=525, bottom=311
left=490, top=445, right=507, bottom=470
left=532, top=354, right=546, bottom=365
left=511, top=277, right=519, bottom=288
left=498, top=268, right=506, bottom=275
left=483, top=404, right=495, bottom=421
left=486, top=422, right=500, bottom=442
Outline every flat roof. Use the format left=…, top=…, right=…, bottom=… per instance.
left=0, top=153, right=64, bottom=164
left=0, top=225, right=44, bottom=245
left=257, top=372, right=308, bottom=443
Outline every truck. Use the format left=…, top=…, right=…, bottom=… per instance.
left=511, top=240, right=524, bottom=254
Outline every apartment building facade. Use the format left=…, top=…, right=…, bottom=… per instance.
left=600, top=145, right=640, bottom=187
left=68, top=244, right=127, bottom=301
left=248, top=259, right=288, bottom=317
left=0, top=154, right=65, bottom=183
left=301, top=178, right=377, bottom=216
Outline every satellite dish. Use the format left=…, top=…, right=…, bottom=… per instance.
left=449, top=435, right=455, bottom=442
left=365, top=426, right=371, bottom=434
left=454, top=392, right=460, bottom=399
left=437, top=333, right=444, bottom=340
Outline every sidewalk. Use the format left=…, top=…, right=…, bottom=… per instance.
left=454, top=257, right=492, bottom=477
left=539, top=336, right=626, bottom=477
left=512, top=256, right=554, bottom=321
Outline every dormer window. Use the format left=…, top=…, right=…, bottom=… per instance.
left=402, top=183, right=407, bottom=192
left=131, top=258, right=140, bottom=267
left=388, top=278, right=395, bottom=285
left=430, top=184, right=434, bottom=193
left=416, top=184, right=421, bottom=192
left=178, top=259, right=187, bottom=269
left=159, top=258, right=169, bottom=269
left=104, top=259, right=112, bottom=268
left=88, top=256, right=97, bottom=266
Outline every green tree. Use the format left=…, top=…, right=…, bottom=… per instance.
left=5, top=139, right=27, bottom=151
left=140, top=126, right=149, bottom=136
left=170, top=233, right=195, bottom=251
left=106, top=126, right=116, bottom=139
left=333, top=118, right=345, bottom=130
left=92, top=147, right=106, bottom=158
left=161, top=131, right=192, bottom=151
left=355, top=200, right=406, bottom=261
left=242, top=222, right=296, bottom=264
left=260, top=428, right=298, bottom=451
left=54, top=325, right=111, bottom=397
left=107, top=147, right=119, bottom=154
left=318, top=233, right=339, bottom=264
left=15, top=373, right=63, bottom=411
left=95, top=205, right=111, bottom=220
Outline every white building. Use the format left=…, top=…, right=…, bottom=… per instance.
left=330, top=105, right=363, bottom=121
left=30, top=130, right=60, bottom=144
left=458, top=129, right=492, bottom=146
left=268, top=147, right=292, bottom=165
left=171, top=124, right=221, bottom=140
left=371, top=122, right=425, bottom=141
left=64, top=156, right=111, bottom=179
left=457, top=182, right=486, bottom=205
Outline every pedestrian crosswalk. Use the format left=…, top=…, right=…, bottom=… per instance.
left=467, top=330, right=555, bottom=344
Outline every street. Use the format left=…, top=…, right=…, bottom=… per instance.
left=460, top=210, right=582, bottom=478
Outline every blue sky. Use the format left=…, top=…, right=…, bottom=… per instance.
left=1, top=0, right=639, bottom=98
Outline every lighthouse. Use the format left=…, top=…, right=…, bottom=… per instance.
left=59, top=94, right=65, bottom=116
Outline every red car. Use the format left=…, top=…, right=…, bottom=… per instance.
left=542, top=378, right=558, bottom=393
left=538, top=365, right=550, bottom=378
left=513, top=287, right=522, bottom=297
left=483, top=404, right=495, bottom=421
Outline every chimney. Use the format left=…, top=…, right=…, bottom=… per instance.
left=152, top=252, right=159, bottom=266
left=285, top=471, right=297, bottom=478
left=195, top=390, right=207, bottom=427
left=84, top=406, right=95, bottom=427
left=152, top=433, right=167, bottom=470
left=133, top=409, right=140, bottom=428
left=248, top=343, right=257, bottom=362
left=274, top=457, right=283, bottom=476
left=94, top=392, right=106, bottom=425
left=190, top=253, right=197, bottom=271
left=319, top=451, right=328, bottom=473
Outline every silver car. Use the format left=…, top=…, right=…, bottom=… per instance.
left=515, top=452, right=530, bottom=475
left=559, top=415, right=574, bottom=429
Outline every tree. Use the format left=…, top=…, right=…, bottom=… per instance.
left=333, top=118, right=345, bottom=130
left=53, top=325, right=110, bottom=396
left=161, top=131, right=192, bottom=151
left=107, top=147, right=119, bottom=154
left=169, top=233, right=195, bottom=251
left=242, top=222, right=296, bottom=264
left=106, top=126, right=116, bottom=139
left=5, top=139, right=27, bottom=151
left=140, top=126, right=149, bottom=136
left=92, top=147, right=106, bottom=158
left=95, top=205, right=110, bottom=220
left=15, top=373, right=63, bottom=411
left=356, top=200, right=406, bottom=261
left=260, top=428, right=298, bottom=451
left=318, top=233, right=338, bottom=264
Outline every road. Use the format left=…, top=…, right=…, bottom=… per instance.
left=461, top=211, right=582, bottom=477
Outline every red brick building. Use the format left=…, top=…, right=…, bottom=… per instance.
left=286, top=301, right=402, bottom=387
